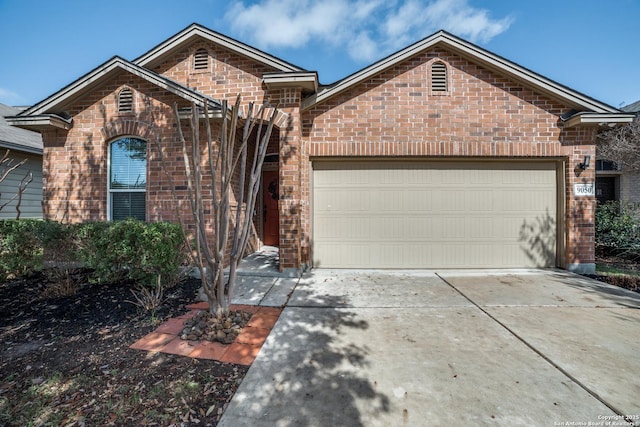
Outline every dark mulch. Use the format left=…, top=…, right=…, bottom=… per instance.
left=589, top=252, right=640, bottom=293
left=0, top=272, right=247, bottom=426
left=590, top=273, right=640, bottom=292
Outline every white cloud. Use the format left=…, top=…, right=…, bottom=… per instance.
left=347, top=31, right=378, bottom=62
left=226, top=0, right=353, bottom=48
left=225, top=0, right=513, bottom=63
left=422, top=0, right=514, bottom=44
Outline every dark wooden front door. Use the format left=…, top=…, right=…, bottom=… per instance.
left=262, top=170, right=280, bottom=246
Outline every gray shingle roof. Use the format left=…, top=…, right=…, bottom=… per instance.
left=0, top=103, right=43, bottom=154
left=621, top=100, right=640, bottom=113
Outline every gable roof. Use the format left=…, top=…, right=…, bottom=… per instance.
left=20, top=56, right=220, bottom=117
left=135, top=23, right=305, bottom=73
left=8, top=56, right=221, bottom=131
left=302, top=30, right=622, bottom=115
left=0, top=104, right=43, bottom=154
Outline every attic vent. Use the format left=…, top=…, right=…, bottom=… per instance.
left=431, top=62, right=448, bottom=92
left=194, top=48, right=209, bottom=70
left=118, top=88, right=133, bottom=112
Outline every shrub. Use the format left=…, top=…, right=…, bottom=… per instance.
left=595, top=201, right=640, bottom=256
left=77, top=219, right=186, bottom=287
left=0, top=219, right=45, bottom=279
left=0, top=219, right=186, bottom=287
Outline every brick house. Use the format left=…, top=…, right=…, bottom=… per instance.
left=7, top=24, right=634, bottom=274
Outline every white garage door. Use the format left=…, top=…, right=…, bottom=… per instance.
left=312, top=161, right=558, bottom=268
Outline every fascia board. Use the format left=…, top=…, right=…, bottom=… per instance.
left=21, top=57, right=220, bottom=117
left=302, top=32, right=443, bottom=110
left=263, top=72, right=318, bottom=91
left=6, top=115, right=72, bottom=131
left=303, top=31, right=617, bottom=113
left=564, top=113, right=635, bottom=128
left=135, top=24, right=303, bottom=73
left=439, top=34, right=617, bottom=113
left=0, top=141, right=43, bottom=155
left=21, top=58, right=125, bottom=116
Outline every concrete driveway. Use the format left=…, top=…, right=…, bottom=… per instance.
left=219, top=269, right=640, bottom=426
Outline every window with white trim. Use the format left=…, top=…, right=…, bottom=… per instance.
left=118, top=88, right=133, bottom=112
left=109, top=137, right=146, bottom=221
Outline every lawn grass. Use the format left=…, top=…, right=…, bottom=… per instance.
left=596, top=264, right=640, bottom=277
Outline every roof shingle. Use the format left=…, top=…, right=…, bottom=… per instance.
left=0, top=104, right=43, bottom=154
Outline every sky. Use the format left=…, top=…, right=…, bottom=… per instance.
left=0, top=0, right=639, bottom=109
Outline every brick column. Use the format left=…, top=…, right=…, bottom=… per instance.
left=278, top=90, right=302, bottom=272
left=565, top=127, right=597, bottom=274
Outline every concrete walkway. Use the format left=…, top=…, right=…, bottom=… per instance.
left=220, top=269, right=640, bottom=426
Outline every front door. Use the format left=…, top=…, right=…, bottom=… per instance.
left=262, top=170, right=280, bottom=246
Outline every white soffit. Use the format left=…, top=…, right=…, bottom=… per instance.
left=564, top=112, right=635, bottom=128
left=263, top=72, right=319, bottom=92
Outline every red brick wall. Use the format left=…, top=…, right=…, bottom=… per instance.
left=302, top=48, right=597, bottom=268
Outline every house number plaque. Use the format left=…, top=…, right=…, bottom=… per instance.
left=573, top=183, right=595, bottom=197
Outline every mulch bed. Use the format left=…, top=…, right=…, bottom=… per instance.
left=591, top=253, right=640, bottom=293
left=0, top=272, right=247, bottom=426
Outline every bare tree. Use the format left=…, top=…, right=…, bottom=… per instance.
left=597, top=117, right=640, bottom=172
left=0, top=149, right=33, bottom=218
left=156, top=95, right=277, bottom=318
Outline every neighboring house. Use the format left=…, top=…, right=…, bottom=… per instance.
left=595, top=100, right=640, bottom=204
left=7, top=24, right=634, bottom=274
left=0, top=103, right=43, bottom=219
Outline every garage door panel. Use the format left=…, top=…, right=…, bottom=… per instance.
left=313, top=161, right=557, bottom=268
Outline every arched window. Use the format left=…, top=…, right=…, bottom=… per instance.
left=431, top=61, right=448, bottom=92
left=109, top=137, right=146, bottom=220
left=193, top=48, right=209, bottom=71
left=118, top=88, right=133, bottom=112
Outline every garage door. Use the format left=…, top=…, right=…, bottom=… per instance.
left=312, top=161, right=558, bottom=268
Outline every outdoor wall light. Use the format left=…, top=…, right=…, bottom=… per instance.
left=578, top=155, right=591, bottom=170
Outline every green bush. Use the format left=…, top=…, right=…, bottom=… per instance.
left=77, top=219, right=186, bottom=286
left=0, top=219, right=45, bottom=279
left=595, top=201, right=640, bottom=254
left=0, top=219, right=186, bottom=286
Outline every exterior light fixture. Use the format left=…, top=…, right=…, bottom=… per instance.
left=578, top=155, right=591, bottom=170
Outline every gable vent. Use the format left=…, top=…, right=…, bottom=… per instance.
left=118, top=88, right=133, bottom=112
left=194, top=48, right=209, bottom=70
left=431, top=62, right=447, bottom=92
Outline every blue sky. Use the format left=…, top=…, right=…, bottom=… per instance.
left=0, top=0, right=639, bottom=108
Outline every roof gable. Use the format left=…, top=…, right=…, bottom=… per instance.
left=18, top=56, right=219, bottom=118
left=134, top=23, right=305, bottom=73
left=302, top=30, right=620, bottom=114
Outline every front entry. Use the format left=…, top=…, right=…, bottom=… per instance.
left=262, top=170, right=280, bottom=246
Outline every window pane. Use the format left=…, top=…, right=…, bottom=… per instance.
left=111, top=192, right=145, bottom=221
left=110, top=138, right=146, bottom=189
